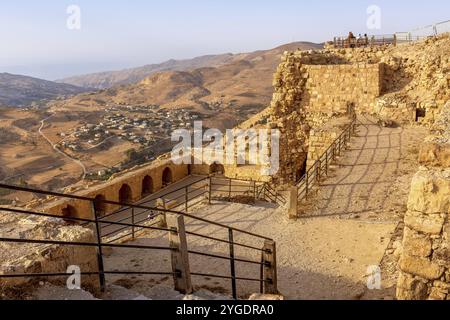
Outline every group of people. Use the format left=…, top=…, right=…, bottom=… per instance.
left=346, top=32, right=370, bottom=47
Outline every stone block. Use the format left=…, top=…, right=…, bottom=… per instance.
left=396, top=272, right=429, bottom=300
left=402, top=227, right=433, bottom=257
left=407, top=170, right=450, bottom=214
left=399, top=255, right=444, bottom=280
left=404, top=211, right=445, bottom=235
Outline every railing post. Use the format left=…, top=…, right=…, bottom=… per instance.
left=338, top=137, right=342, bottom=155
left=156, top=198, right=167, bottom=227
left=167, top=214, right=193, bottom=294
left=228, top=178, right=232, bottom=201
left=253, top=180, right=257, bottom=202
left=325, top=150, right=329, bottom=176
left=288, top=186, right=298, bottom=219
left=316, top=161, right=321, bottom=182
left=228, top=228, right=237, bottom=300
left=262, top=240, right=278, bottom=294
left=305, top=172, right=309, bottom=200
left=90, top=201, right=106, bottom=292
left=131, top=207, right=135, bottom=240
left=207, top=177, right=212, bottom=205
left=185, top=186, right=189, bottom=213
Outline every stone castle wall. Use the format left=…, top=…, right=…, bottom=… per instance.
left=36, top=160, right=189, bottom=219
left=267, top=50, right=382, bottom=185
left=306, top=130, right=337, bottom=169
left=303, top=63, right=382, bottom=114
left=397, top=101, right=450, bottom=300
left=397, top=168, right=450, bottom=300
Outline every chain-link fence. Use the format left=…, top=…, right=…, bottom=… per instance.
left=399, top=19, right=450, bottom=42
left=333, top=20, right=450, bottom=48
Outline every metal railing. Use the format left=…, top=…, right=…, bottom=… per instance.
left=333, top=34, right=398, bottom=48
left=210, top=176, right=287, bottom=207
left=409, top=19, right=450, bottom=39
left=98, top=175, right=286, bottom=243
left=0, top=182, right=278, bottom=300
left=297, top=117, right=357, bottom=203
left=332, top=20, right=450, bottom=48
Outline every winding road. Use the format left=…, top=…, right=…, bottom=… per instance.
left=38, top=114, right=87, bottom=180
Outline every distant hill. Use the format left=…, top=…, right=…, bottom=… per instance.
left=58, top=42, right=323, bottom=89
left=0, top=73, right=90, bottom=107
left=55, top=42, right=323, bottom=114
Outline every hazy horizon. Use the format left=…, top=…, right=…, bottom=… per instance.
left=1, top=0, right=449, bottom=80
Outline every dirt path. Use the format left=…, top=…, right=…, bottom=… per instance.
left=300, top=114, right=427, bottom=222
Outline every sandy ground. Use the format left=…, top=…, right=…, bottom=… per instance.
left=300, top=114, right=426, bottom=222
left=100, top=200, right=395, bottom=300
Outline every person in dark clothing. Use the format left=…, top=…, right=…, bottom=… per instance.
left=347, top=32, right=356, bottom=48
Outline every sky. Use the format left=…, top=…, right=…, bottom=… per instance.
left=0, top=0, right=448, bottom=80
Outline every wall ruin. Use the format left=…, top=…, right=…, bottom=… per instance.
left=397, top=101, right=450, bottom=300
left=266, top=50, right=382, bottom=185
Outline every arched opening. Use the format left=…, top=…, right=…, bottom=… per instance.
left=93, top=195, right=106, bottom=217
left=416, top=108, right=426, bottom=122
left=296, top=157, right=308, bottom=183
left=162, top=167, right=173, bottom=187
left=61, top=205, right=78, bottom=223
left=141, top=175, right=154, bottom=197
left=119, top=184, right=133, bottom=204
left=210, top=162, right=225, bottom=175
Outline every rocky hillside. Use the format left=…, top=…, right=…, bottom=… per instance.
left=53, top=42, right=323, bottom=113
left=58, top=42, right=322, bottom=90
left=58, top=54, right=236, bottom=89
left=0, top=73, right=90, bottom=107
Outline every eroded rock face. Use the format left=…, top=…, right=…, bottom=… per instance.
left=419, top=101, right=450, bottom=168
left=0, top=215, right=99, bottom=292
left=397, top=168, right=450, bottom=300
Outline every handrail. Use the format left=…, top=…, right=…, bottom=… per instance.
left=0, top=182, right=272, bottom=241
left=0, top=178, right=278, bottom=299
left=297, top=115, right=357, bottom=202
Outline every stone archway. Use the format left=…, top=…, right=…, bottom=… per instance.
left=61, top=205, right=78, bottom=223
left=210, top=162, right=225, bottom=175
left=162, top=167, right=173, bottom=187
left=141, top=175, right=154, bottom=197
left=119, top=184, right=133, bottom=204
left=296, top=157, right=308, bottom=182
left=93, top=195, right=107, bottom=217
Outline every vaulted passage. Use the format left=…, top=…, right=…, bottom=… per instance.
left=141, top=175, right=154, bottom=197
left=162, top=168, right=173, bottom=187
left=61, top=205, right=77, bottom=222
left=93, top=195, right=107, bottom=217
left=210, top=163, right=225, bottom=175
left=119, top=184, right=133, bottom=204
